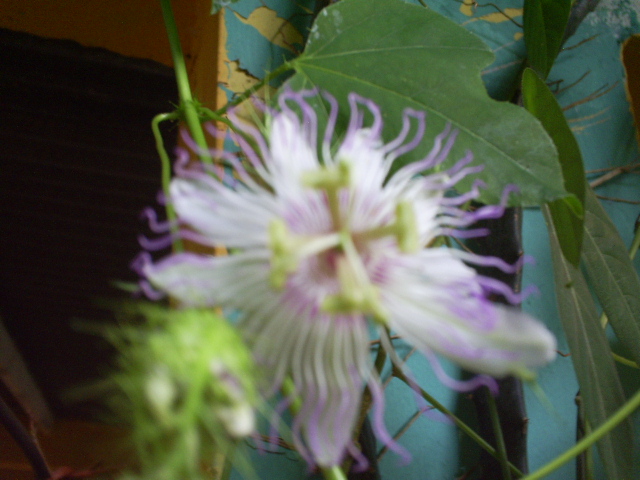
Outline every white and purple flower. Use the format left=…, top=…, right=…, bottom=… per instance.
left=135, top=89, right=556, bottom=468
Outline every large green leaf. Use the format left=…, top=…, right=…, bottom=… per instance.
left=545, top=206, right=634, bottom=480
left=582, top=186, right=640, bottom=367
left=523, top=0, right=572, bottom=79
left=522, top=67, right=584, bottom=266
left=287, top=0, right=567, bottom=207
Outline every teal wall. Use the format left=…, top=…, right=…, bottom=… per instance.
left=223, top=1, right=640, bottom=478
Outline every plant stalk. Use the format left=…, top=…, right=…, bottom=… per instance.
left=159, top=0, right=212, bottom=166
left=488, top=390, right=513, bottom=480
left=392, top=367, right=524, bottom=478
left=522, top=387, right=640, bottom=480
left=213, top=62, right=293, bottom=117
left=151, top=112, right=183, bottom=252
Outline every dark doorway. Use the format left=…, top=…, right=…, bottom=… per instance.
left=0, top=27, right=178, bottom=417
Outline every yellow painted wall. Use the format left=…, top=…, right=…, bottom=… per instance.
left=0, top=0, right=225, bottom=109
left=0, top=0, right=198, bottom=66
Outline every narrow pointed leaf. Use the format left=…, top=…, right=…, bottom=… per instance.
left=522, top=67, right=584, bottom=266
left=523, top=0, right=572, bottom=79
left=582, top=186, right=640, bottom=367
left=288, top=0, right=567, bottom=207
left=545, top=206, right=634, bottom=480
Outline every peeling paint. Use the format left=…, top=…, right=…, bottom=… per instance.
left=221, top=59, right=275, bottom=121
left=459, top=3, right=475, bottom=17
left=216, top=12, right=230, bottom=111
left=233, top=6, right=304, bottom=53
left=223, top=59, right=261, bottom=93
left=586, top=0, right=640, bottom=39
left=460, top=7, right=522, bottom=25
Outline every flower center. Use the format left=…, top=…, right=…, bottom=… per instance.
left=268, top=161, right=419, bottom=324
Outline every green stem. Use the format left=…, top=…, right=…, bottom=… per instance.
left=373, top=343, right=388, bottom=377
left=151, top=112, right=183, bottom=252
left=214, top=62, right=294, bottom=116
left=159, top=0, right=212, bottom=166
left=322, top=465, right=349, bottom=480
left=487, top=392, right=512, bottom=480
left=522, top=387, right=640, bottom=480
left=199, top=106, right=259, bottom=154
left=393, top=368, right=523, bottom=478
left=281, top=378, right=348, bottom=480
left=199, top=107, right=235, bottom=130
left=613, top=352, right=639, bottom=369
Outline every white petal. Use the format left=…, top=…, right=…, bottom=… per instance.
left=337, top=129, right=388, bottom=192
left=383, top=250, right=556, bottom=377
left=249, top=302, right=371, bottom=466
left=143, top=251, right=271, bottom=308
left=171, top=178, right=278, bottom=249
left=269, top=112, right=319, bottom=197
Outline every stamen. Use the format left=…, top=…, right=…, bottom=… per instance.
left=302, top=160, right=351, bottom=190
left=269, top=220, right=300, bottom=289
left=395, top=202, right=419, bottom=253
left=302, top=161, right=351, bottom=228
left=353, top=202, right=419, bottom=253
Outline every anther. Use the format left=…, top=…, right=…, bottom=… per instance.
left=395, top=201, right=419, bottom=253
left=353, top=201, right=419, bottom=253
left=268, top=220, right=299, bottom=289
left=302, top=160, right=351, bottom=190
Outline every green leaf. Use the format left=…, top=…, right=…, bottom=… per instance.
left=522, top=67, right=584, bottom=266
left=544, top=205, right=634, bottom=480
left=523, top=0, right=572, bottom=79
left=287, top=0, right=567, bottom=207
left=545, top=199, right=583, bottom=266
left=582, top=185, right=640, bottom=367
